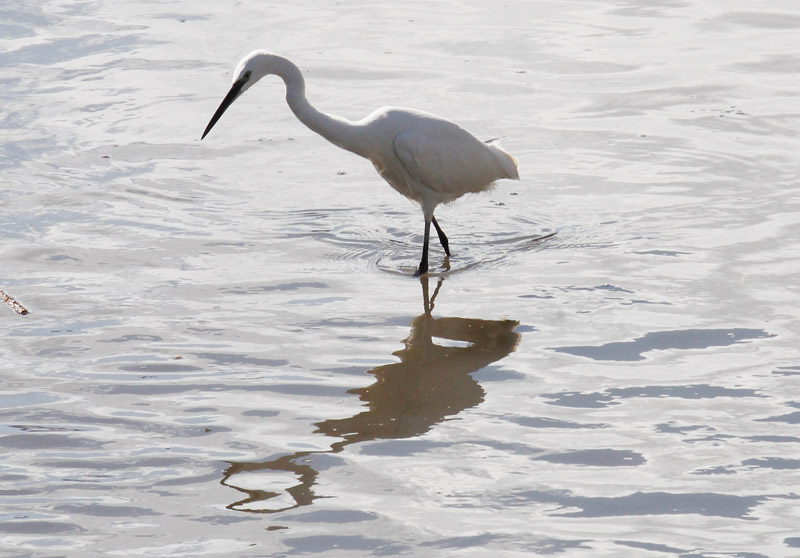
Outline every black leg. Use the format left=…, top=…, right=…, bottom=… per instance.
left=431, top=216, right=450, bottom=256
left=415, top=218, right=431, bottom=276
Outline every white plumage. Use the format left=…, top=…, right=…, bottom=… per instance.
left=202, top=51, right=519, bottom=275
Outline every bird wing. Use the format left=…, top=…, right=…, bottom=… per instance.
left=393, top=123, right=516, bottom=198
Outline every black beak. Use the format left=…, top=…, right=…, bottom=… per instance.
left=201, top=76, right=248, bottom=140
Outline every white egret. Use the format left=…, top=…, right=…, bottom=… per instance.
left=202, top=51, right=519, bottom=275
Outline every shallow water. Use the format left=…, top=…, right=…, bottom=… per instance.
left=2, top=0, right=800, bottom=556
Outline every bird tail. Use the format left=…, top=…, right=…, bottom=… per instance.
left=487, top=141, right=520, bottom=180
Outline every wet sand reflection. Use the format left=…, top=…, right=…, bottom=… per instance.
left=222, top=276, right=520, bottom=513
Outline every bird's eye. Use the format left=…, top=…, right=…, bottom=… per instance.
left=243, top=71, right=251, bottom=80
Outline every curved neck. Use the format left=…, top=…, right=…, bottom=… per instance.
left=270, top=56, right=366, bottom=158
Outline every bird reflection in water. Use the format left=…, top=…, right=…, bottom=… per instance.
left=221, top=276, right=520, bottom=513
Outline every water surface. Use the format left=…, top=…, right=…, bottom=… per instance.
left=2, top=0, right=799, bottom=556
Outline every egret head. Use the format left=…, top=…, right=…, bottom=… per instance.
left=201, top=51, right=276, bottom=140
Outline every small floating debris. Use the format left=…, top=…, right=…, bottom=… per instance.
left=0, top=290, right=28, bottom=315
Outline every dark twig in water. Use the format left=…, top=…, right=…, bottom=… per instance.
left=1, top=290, right=28, bottom=315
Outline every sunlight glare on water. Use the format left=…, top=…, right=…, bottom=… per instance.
left=1, top=0, right=799, bottom=556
